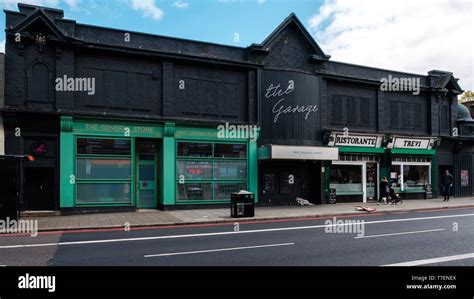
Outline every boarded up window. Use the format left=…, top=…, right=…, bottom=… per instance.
left=360, top=97, right=370, bottom=126
left=402, top=102, right=411, bottom=129
left=413, top=103, right=422, bottom=129
left=440, top=105, right=449, bottom=130
left=390, top=101, right=399, bottom=128
left=28, top=62, right=49, bottom=101
left=347, top=97, right=357, bottom=125
left=331, top=95, right=343, bottom=124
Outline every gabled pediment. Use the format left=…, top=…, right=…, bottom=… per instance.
left=250, top=13, right=329, bottom=61
left=428, top=70, right=464, bottom=94
left=8, top=7, right=66, bottom=40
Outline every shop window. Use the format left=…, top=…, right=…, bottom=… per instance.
left=177, top=160, right=212, bottom=180
left=137, top=141, right=156, bottom=160
left=77, top=138, right=131, bottom=155
left=214, top=183, right=247, bottom=200
left=390, top=165, right=402, bottom=188
left=213, top=161, right=247, bottom=180
left=176, top=142, right=247, bottom=202
left=329, top=165, right=363, bottom=194
left=77, top=158, right=131, bottom=180
left=76, top=137, right=132, bottom=205
left=77, top=183, right=131, bottom=204
left=177, top=183, right=213, bottom=201
left=214, top=144, right=246, bottom=158
left=391, top=158, right=431, bottom=192
left=403, top=165, right=429, bottom=189
left=177, top=142, right=212, bottom=157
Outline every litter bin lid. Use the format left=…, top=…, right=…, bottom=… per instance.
left=234, top=190, right=253, bottom=194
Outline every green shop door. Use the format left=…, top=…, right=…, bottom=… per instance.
left=136, top=140, right=158, bottom=208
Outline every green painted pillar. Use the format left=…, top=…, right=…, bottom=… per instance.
left=161, top=123, right=176, bottom=206
left=380, top=150, right=390, bottom=182
left=60, top=116, right=75, bottom=208
left=431, top=156, right=437, bottom=195
left=248, top=140, right=258, bottom=203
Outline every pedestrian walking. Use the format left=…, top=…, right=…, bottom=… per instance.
left=379, top=176, right=390, bottom=204
left=441, top=170, right=454, bottom=201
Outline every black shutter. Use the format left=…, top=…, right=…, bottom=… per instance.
left=390, top=101, right=399, bottom=128
left=347, top=97, right=357, bottom=125
left=360, top=97, right=370, bottom=126
left=413, top=103, right=422, bottom=129
left=332, top=95, right=343, bottom=124
left=402, top=102, right=411, bottom=129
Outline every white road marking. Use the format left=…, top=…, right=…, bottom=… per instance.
left=145, top=242, right=295, bottom=258
left=0, top=212, right=473, bottom=249
left=354, top=228, right=445, bottom=239
left=384, top=252, right=474, bottom=266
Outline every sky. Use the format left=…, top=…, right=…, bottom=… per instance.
left=0, top=0, right=473, bottom=91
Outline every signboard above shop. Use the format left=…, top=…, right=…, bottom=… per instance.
left=327, top=132, right=383, bottom=148
left=264, top=145, right=339, bottom=161
left=387, top=136, right=436, bottom=150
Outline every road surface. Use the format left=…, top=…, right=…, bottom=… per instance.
left=0, top=207, right=473, bottom=266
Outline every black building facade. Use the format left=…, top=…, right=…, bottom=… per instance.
left=1, top=3, right=468, bottom=213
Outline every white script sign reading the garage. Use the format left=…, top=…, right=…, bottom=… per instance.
left=264, top=80, right=319, bottom=123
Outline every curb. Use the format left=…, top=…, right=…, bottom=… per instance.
left=20, top=204, right=474, bottom=234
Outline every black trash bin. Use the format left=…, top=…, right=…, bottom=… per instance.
left=231, top=190, right=254, bottom=218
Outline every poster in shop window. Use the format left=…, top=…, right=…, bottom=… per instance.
left=460, top=170, right=469, bottom=187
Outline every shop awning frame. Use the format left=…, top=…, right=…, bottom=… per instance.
left=390, top=149, right=436, bottom=155
left=258, top=144, right=339, bottom=161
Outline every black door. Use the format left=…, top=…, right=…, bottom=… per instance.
left=23, top=167, right=54, bottom=210
left=259, top=160, right=321, bottom=205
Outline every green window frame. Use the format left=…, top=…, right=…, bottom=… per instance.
left=75, top=136, right=133, bottom=206
left=176, top=141, right=248, bottom=203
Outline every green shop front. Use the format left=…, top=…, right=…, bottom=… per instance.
left=324, top=132, right=438, bottom=202
left=324, top=132, right=385, bottom=203
left=386, top=136, right=437, bottom=199
left=60, top=117, right=258, bottom=210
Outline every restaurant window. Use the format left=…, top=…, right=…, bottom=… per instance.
left=76, top=137, right=132, bottom=204
left=176, top=142, right=247, bottom=202
left=391, top=156, right=431, bottom=191
left=329, top=164, right=363, bottom=195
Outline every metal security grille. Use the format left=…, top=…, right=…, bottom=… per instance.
left=393, top=156, right=431, bottom=163
left=339, top=154, right=379, bottom=162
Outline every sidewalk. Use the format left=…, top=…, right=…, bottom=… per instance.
left=20, top=197, right=474, bottom=232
